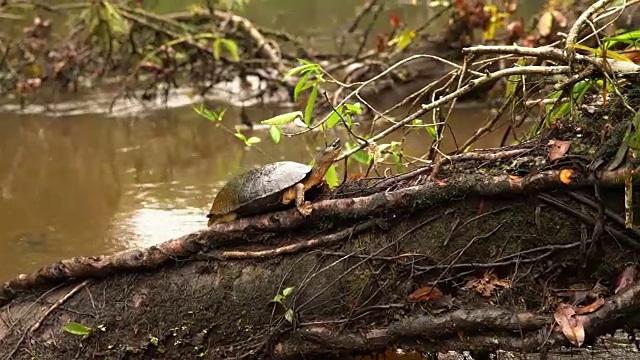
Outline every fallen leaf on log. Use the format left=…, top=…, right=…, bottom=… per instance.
left=407, top=286, right=443, bottom=303
left=615, top=265, right=637, bottom=293
left=554, top=303, right=585, bottom=346
left=575, top=297, right=605, bottom=315
left=547, top=139, right=571, bottom=160
left=464, top=270, right=511, bottom=297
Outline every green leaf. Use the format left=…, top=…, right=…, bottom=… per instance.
left=344, top=103, right=362, bottom=115
left=262, top=111, right=303, bottom=125
left=327, top=106, right=343, bottom=128
left=545, top=80, right=592, bottom=126
left=346, top=142, right=371, bottom=165
left=395, top=30, right=416, bottom=50
left=269, top=294, right=284, bottom=304
left=284, top=309, right=294, bottom=323
left=425, top=126, right=437, bottom=139
left=283, top=63, right=320, bottom=81
left=604, top=29, right=640, bottom=48
left=216, top=109, right=226, bottom=122
left=246, top=136, right=261, bottom=145
left=293, top=72, right=313, bottom=102
left=234, top=132, right=248, bottom=142
left=269, top=125, right=282, bottom=144
left=304, top=85, right=318, bottom=126
left=570, top=43, right=632, bottom=62
left=221, top=39, right=240, bottom=62
left=324, top=164, right=339, bottom=188
left=505, top=57, right=526, bottom=99
left=282, top=286, right=295, bottom=297
left=393, top=153, right=405, bottom=173
left=63, top=322, right=92, bottom=336
left=212, top=38, right=222, bottom=61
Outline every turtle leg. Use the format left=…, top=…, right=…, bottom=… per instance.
left=293, top=182, right=313, bottom=216
left=207, top=212, right=238, bottom=227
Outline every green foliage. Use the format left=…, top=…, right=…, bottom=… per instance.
left=269, top=125, right=282, bottom=144
left=505, top=57, right=528, bottom=99
left=270, top=286, right=295, bottom=323
left=63, top=322, right=92, bottom=336
left=346, top=141, right=371, bottom=166
left=213, top=38, right=240, bottom=62
left=392, top=29, right=416, bottom=51
left=284, top=60, right=327, bottom=127
left=324, top=164, right=339, bottom=188
left=234, top=131, right=261, bottom=147
left=604, top=29, right=640, bottom=48
left=543, top=79, right=593, bottom=126
left=262, top=111, right=302, bottom=125
left=327, top=103, right=362, bottom=129
left=193, top=104, right=226, bottom=122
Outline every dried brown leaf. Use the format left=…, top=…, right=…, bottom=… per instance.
left=615, top=265, right=637, bottom=294
left=554, top=303, right=585, bottom=346
left=548, top=139, right=571, bottom=161
left=575, top=298, right=605, bottom=315
left=407, top=286, right=443, bottom=303
left=464, top=270, right=511, bottom=297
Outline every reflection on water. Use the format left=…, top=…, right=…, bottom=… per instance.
left=112, top=208, right=204, bottom=248
left=0, top=103, right=517, bottom=282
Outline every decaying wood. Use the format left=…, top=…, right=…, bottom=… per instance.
left=1, top=122, right=640, bottom=358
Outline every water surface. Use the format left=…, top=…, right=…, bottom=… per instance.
left=0, top=0, right=543, bottom=281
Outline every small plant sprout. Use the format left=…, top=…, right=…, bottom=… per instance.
left=269, top=286, right=296, bottom=324
left=234, top=129, right=261, bottom=147
left=193, top=104, right=226, bottom=123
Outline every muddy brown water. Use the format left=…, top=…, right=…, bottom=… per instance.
left=0, top=0, right=548, bottom=283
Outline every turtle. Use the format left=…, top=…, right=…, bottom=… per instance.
left=206, top=138, right=342, bottom=226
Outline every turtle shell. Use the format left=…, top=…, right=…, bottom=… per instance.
left=209, top=161, right=312, bottom=217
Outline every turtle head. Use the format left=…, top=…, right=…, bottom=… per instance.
left=310, top=139, right=342, bottom=177
left=315, top=138, right=341, bottom=164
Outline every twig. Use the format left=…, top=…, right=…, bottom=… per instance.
left=337, top=65, right=571, bottom=161
left=565, top=0, right=615, bottom=56
left=3, top=280, right=90, bottom=360
left=207, top=221, right=376, bottom=260
left=538, top=194, right=640, bottom=249
left=30, top=280, right=91, bottom=333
